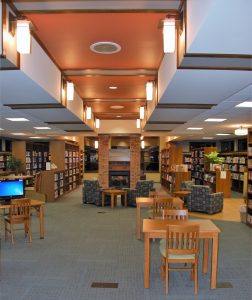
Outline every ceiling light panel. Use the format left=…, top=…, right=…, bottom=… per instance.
left=236, top=101, right=252, bottom=107
left=204, top=118, right=227, bottom=122
left=6, top=118, right=29, bottom=121
left=34, top=127, right=51, bottom=130
left=187, top=127, right=203, bottom=130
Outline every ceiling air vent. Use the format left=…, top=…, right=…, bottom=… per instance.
left=90, top=42, right=121, bottom=54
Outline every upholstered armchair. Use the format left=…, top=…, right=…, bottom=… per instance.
left=82, top=180, right=102, bottom=206
left=187, top=185, right=224, bottom=214
left=180, top=180, right=194, bottom=204
left=126, top=180, right=155, bottom=207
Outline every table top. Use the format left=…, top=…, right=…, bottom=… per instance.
left=102, top=189, right=127, bottom=193
left=0, top=175, right=33, bottom=180
left=136, top=197, right=183, bottom=206
left=173, top=191, right=191, bottom=196
left=143, top=219, right=221, bottom=234
left=0, top=198, right=45, bottom=208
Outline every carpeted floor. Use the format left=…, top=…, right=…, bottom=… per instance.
left=0, top=186, right=251, bottom=300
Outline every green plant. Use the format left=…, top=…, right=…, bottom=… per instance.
left=6, top=156, right=23, bottom=173
left=204, top=151, right=224, bottom=164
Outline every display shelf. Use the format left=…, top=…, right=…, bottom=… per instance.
left=183, top=152, right=192, bottom=171
left=247, top=129, right=252, bottom=227
left=204, top=170, right=231, bottom=198
left=162, top=171, right=191, bottom=193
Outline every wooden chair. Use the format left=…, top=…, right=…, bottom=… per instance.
left=151, top=197, right=174, bottom=219
left=4, top=198, right=32, bottom=244
left=162, top=209, right=188, bottom=220
left=149, top=191, right=169, bottom=198
left=160, top=224, right=200, bottom=295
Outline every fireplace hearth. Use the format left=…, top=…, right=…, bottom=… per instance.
left=109, top=171, right=130, bottom=188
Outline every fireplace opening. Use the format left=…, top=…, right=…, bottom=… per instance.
left=109, top=171, right=130, bottom=188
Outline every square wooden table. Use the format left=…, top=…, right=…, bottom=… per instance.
left=102, top=189, right=127, bottom=208
left=143, top=219, right=221, bottom=289
left=136, top=197, right=184, bottom=240
left=0, top=199, right=45, bottom=239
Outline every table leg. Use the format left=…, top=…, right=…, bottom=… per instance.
left=111, top=194, right=114, bottom=209
left=144, top=233, right=150, bottom=288
left=211, top=233, right=219, bottom=289
left=124, top=193, right=127, bottom=208
left=136, top=203, right=141, bottom=240
left=203, top=238, right=209, bottom=273
left=102, top=192, right=104, bottom=207
left=39, top=205, right=44, bottom=239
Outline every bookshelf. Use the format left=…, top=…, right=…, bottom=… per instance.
left=0, top=152, right=11, bottom=172
left=247, top=130, right=252, bottom=227
left=204, top=170, right=231, bottom=197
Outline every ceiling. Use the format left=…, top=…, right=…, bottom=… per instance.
left=0, top=0, right=251, bottom=142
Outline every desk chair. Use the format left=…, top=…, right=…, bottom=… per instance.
left=4, top=198, right=32, bottom=244
left=150, top=197, right=174, bottom=219
left=160, top=224, right=200, bottom=295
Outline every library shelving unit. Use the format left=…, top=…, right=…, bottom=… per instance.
left=221, top=152, right=247, bottom=193
left=190, top=146, right=216, bottom=185
left=183, top=152, right=192, bottom=171
left=0, top=151, right=11, bottom=172
left=79, top=150, right=84, bottom=184
left=161, top=144, right=190, bottom=192
left=39, top=170, right=65, bottom=201
left=50, top=140, right=80, bottom=193
left=247, top=130, right=252, bottom=227
left=203, top=170, right=231, bottom=198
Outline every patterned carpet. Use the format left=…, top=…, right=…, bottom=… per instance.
left=0, top=186, right=251, bottom=300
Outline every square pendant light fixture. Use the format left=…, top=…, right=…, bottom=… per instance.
left=86, top=106, right=92, bottom=120
left=16, top=19, right=31, bottom=54
left=163, top=17, right=176, bottom=53
left=146, top=81, right=154, bottom=101
left=140, top=107, right=145, bottom=120
left=66, top=81, right=74, bottom=101
left=95, top=118, right=100, bottom=129
left=136, top=119, right=140, bottom=129
left=234, top=126, right=248, bottom=136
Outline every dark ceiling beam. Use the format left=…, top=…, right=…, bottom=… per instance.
left=4, top=103, right=64, bottom=109
left=46, top=121, right=84, bottom=125
left=156, top=103, right=216, bottom=109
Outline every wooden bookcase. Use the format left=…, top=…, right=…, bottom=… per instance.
left=204, top=170, right=231, bottom=198
left=162, top=171, right=191, bottom=193
left=247, top=129, right=252, bottom=227
left=0, top=151, right=11, bottom=172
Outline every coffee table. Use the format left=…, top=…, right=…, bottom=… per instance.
left=102, top=189, right=127, bottom=208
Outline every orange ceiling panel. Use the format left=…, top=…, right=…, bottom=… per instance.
left=87, top=100, right=144, bottom=113
left=28, top=12, right=167, bottom=69
left=68, top=75, right=156, bottom=99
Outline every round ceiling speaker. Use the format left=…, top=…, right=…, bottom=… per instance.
left=90, top=41, right=121, bottom=54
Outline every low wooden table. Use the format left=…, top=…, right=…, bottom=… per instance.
left=136, top=197, right=184, bottom=240
left=173, top=190, right=191, bottom=201
left=102, top=189, right=127, bottom=208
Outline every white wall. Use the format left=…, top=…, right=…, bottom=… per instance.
left=187, top=0, right=252, bottom=54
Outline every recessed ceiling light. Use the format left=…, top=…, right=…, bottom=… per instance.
left=116, top=115, right=121, bottom=118
left=34, top=127, right=51, bottom=130
left=110, top=105, right=124, bottom=109
left=187, top=127, right=203, bottom=130
left=202, top=137, right=214, bottom=140
left=236, top=101, right=252, bottom=107
left=109, top=86, right=118, bottom=90
left=90, top=41, right=121, bottom=54
left=29, top=136, right=42, bottom=139
left=216, top=133, right=231, bottom=136
left=6, top=118, right=29, bottom=121
left=204, top=118, right=227, bottom=122
left=11, top=133, right=26, bottom=136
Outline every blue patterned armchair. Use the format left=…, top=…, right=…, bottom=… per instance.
left=82, top=180, right=102, bottom=206
left=187, top=185, right=223, bottom=214
left=180, top=180, right=194, bottom=204
left=126, top=180, right=155, bottom=207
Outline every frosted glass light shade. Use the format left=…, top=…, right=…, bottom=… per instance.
left=140, top=107, right=145, bottom=120
left=95, top=118, right=100, bottom=129
left=16, top=20, right=31, bottom=54
left=163, top=18, right=175, bottom=53
left=94, top=140, right=99, bottom=149
left=146, top=81, right=153, bottom=101
left=141, top=140, right=145, bottom=149
left=86, top=107, right=92, bottom=120
left=136, top=119, right=140, bottom=128
left=66, top=82, right=74, bottom=101
left=234, top=127, right=248, bottom=136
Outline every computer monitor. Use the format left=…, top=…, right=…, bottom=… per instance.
left=0, top=179, right=25, bottom=202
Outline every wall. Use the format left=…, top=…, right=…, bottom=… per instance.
left=130, top=137, right=140, bottom=188
left=98, top=135, right=110, bottom=188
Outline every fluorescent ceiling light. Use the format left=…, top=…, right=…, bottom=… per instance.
left=16, top=19, right=31, bottom=54
left=187, top=127, right=203, bottom=130
left=204, top=118, right=227, bottom=122
left=86, top=106, right=92, bottom=119
left=234, top=126, right=248, bottom=136
left=95, top=118, right=100, bottom=129
left=6, top=118, right=29, bottom=121
left=216, top=133, right=230, bottom=136
left=163, top=17, right=176, bottom=53
left=146, top=81, right=153, bottom=101
left=140, top=106, right=145, bottom=120
left=66, top=81, right=74, bottom=101
left=136, top=119, right=140, bottom=129
left=34, top=127, right=51, bottom=130
left=235, top=101, right=252, bottom=108
left=11, top=133, right=26, bottom=135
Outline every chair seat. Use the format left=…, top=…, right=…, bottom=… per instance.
left=159, top=243, right=196, bottom=260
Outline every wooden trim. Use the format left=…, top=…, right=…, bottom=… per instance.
left=65, top=129, right=92, bottom=132
left=63, top=68, right=158, bottom=76
left=144, top=129, right=172, bottom=132
left=19, top=9, right=179, bottom=14
left=46, top=121, right=84, bottom=125
left=4, top=103, right=64, bottom=109
left=156, top=103, right=216, bottom=109
left=85, top=98, right=145, bottom=103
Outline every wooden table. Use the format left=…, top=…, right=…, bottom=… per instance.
left=102, top=189, right=127, bottom=208
left=143, top=219, right=221, bottom=289
left=173, top=190, right=191, bottom=201
left=136, top=197, right=184, bottom=240
left=0, top=199, right=45, bottom=239
left=0, top=175, right=33, bottom=180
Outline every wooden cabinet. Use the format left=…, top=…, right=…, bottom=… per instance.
left=204, top=170, right=231, bottom=198
left=221, top=152, right=247, bottom=193
left=247, top=129, right=252, bottom=227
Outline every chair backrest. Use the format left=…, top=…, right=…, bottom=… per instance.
left=162, top=209, right=188, bottom=220
left=166, top=224, right=199, bottom=256
left=152, top=197, right=174, bottom=219
left=149, top=191, right=169, bottom=198
left=181, top=181, right=194, bottom=191
left=135, top=180, right=154, bottom=197
left=191, top=185, right=211, bottom=197
left=10, top=199, right=31, bottom=221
